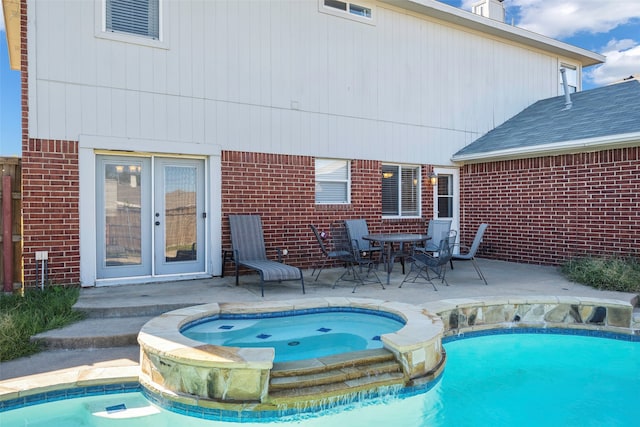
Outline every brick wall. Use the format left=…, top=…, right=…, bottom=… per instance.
left=21, top=139, right=80, bottom=286
left=221, top=151, right=433, bottom=271
left=460, top=147, right=640, bottom=265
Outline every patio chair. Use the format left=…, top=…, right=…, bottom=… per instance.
left=344, top=219, right=383, bottom=266
left=422, top=219, right=453, bottom=252
left=228, top=215, right=305, bottom=297
left=400, top=235, right=452, bottom=291
left=331, top=221, right=383, bottom=293
left=309, top=224, right=350, bottom=281
left=451, top=223, right=489, bottom=285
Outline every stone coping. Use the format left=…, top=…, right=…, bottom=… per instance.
left=422, top=295, right=637, bottom=335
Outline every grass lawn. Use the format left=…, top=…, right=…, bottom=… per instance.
left=0, top=286, right=85, bottom=361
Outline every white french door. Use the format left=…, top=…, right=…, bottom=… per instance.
left=96, top=155, right=205, bottom=279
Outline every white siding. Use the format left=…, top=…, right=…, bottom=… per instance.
left=30, top=0, right=566, bottom=165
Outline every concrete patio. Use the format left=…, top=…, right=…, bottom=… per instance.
left=1, top=258, right=638, bottom=387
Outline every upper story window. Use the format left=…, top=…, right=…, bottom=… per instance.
left=382, top=164, right=420, bottom=218
left=315, top=159, right=351, bottom=204
left=106, top=0, right=160, bottom=40
left=560, top=64, right=578, bottom=94
left=319, top=0, right=376, bottom=25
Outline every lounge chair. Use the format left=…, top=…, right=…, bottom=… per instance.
left=228, top=215, right=305, bottom=297
left=451, top=223, right=489, bottom=285
left=400, top=235, right=452, bottom=291
left=309, top=224, right=350, bottom=281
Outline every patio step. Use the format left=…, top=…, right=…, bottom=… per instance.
left=268, top=348, right=406, bottom=402
left=73, top=302, right=192, bottom=319
left=30, top=316, right=151, bottom=350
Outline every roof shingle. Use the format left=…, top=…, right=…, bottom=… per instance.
left=452, top=80, right=640, bottom=159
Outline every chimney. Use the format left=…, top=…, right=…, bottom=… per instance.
left=471, top=0, right=505, bottom=23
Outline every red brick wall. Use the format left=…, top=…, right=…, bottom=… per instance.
left=221, top=151, right=434, bottom=271
left=459, top=147, right=640, bottom=265
left=21, top=139, right=80, bottom=286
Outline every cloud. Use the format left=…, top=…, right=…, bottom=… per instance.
left=506, top=0, right=640, bottom=39
left=0, top=4, right=5, bottom=32
left=586, top=39, right=640, bottom=85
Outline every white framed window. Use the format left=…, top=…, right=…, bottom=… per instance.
left=382, top=164, right=420, bottom=218
left=560, top=64, right=578, bottom=94
left=319, top=0, right=376, bottom=25
left=106, top=0, right=159, bottom=39
left=315, top=159, right=351, bottom=204
left=96, top=0, right=166, bottom=48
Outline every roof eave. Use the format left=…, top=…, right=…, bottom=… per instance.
left=2, top=0, right=21, bottom=70
left=380, top=0, right=605, bottom=67
left=451, top=132, right=640, bottom=164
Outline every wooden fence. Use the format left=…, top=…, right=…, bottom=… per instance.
left=1, top=157, right=22, bottom=292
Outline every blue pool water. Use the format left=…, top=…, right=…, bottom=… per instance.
left=3, top=331, right=640, bottom=426
left=181, top=311, right=405, bottom=362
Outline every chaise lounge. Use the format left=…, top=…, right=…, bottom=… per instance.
left=228, top=214, right=305, bottom=297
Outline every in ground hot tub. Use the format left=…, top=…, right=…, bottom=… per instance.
left=138, top=297, right=444, bottom=411
left=181, top=309, right=405, bottom=362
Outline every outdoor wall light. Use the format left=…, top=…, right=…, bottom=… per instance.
left=429, top=172, right=438, bottom=186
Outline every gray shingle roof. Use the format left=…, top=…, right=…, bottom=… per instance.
left=452, top=80, right=640, bottom=160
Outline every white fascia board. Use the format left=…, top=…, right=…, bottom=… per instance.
left=379, top=0, right=604, bottom=66
left=451, top=132, right=640, bottom=164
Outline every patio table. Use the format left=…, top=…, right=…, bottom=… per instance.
left=363, top=233, right=429, bottom=286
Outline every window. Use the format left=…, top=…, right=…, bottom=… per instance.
left=319, top=0, right=375, bottom=24
left=560, top=64, right=578, bottom=94
left=315, top=159, right=350, bottom=204
left=436, top=175, right=453, bottom=218
left=382, top=165, right=420, bottom=217
left=106, top=0, right=160, bottom=40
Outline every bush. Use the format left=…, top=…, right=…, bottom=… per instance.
left=560, top=256, right=640, bottom=293
left=0, top=286, right=85, bottom=361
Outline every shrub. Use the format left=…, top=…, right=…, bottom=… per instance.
left=0, top=286, right=85, bottom=361
left=560, top=256, right=640, bottom=293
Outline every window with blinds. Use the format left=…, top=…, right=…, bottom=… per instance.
left=106, top=0, right=160, bottom=40
left=315, top=159, right=350, bottom=204
left=382, top=164, right=420, bottom=217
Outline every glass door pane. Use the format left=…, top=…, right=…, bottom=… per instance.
left=164, top=165, right=197, bottom=262
left=96, top=156, right=151, bottom=279
left=155, top=158, right=205, bottom=275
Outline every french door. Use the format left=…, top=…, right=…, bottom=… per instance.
left=96, top=155, right=205, bottom=279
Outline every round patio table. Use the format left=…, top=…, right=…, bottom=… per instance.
left=363, top=234, right=429, bottom=286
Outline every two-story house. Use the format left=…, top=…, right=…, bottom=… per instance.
left=10, top=0, right=631, bottom=288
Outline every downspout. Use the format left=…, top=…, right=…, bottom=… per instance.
left=560, top=68, right=572, bottom=110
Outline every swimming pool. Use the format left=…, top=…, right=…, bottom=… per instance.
left=3, top=330, right=639, bottom=426
left=181, top=311, right=405, bottom=362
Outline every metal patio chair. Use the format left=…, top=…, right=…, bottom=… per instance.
left=451, top=223, right=489, bottom=285
left=344, top=219, right=383, bottom=267
left=310, top=224, right=350, bottom=281
left=228, top=214, right=305, bottom=297
left=400, top=235, right=452, bottom=291
left=331, top=221, right=383, bottom=293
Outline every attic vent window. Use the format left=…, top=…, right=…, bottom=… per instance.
left=321, top=0, right=375, bottom=23
left=106, top=0, right=160, bottom=40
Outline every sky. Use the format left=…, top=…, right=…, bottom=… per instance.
left=1, top=0, right=639, bottom=157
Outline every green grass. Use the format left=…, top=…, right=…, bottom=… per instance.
left=560, top=256, right=640, bottom=293
left=0, top=286, right=85, bottom=361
